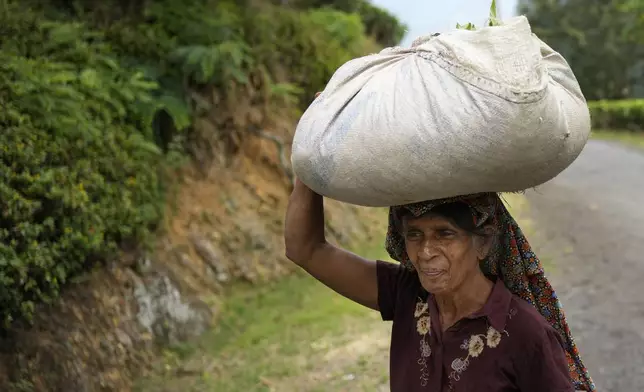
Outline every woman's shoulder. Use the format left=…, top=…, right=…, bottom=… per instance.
left=376, top=260, right=421, bottom=321
left=376, top=260, right=420, bottom=289
left=503, top=294, right=574, bottom=390
left=505, top=294, right=565, bottom=347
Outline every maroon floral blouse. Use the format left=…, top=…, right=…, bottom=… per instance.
left=377, top=261, right=575, bottom=392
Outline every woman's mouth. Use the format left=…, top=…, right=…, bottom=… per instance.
left=420, top=269, right=444, bottom=277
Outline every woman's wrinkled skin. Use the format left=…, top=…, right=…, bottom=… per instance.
left=402, top=212, right=496, bottom=330
left=402, top=213, right=493, bottom=294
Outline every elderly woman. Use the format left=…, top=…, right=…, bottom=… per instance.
left=284, top=179, right=595, bottom=391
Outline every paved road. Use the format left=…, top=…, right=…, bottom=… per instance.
left=523, top=140, right=644, bottom=392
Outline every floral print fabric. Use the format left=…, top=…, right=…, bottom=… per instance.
left=386, top=192, right=595, bottom=391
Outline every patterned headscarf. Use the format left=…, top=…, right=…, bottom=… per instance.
left=386, top=192, right=595, bottom=391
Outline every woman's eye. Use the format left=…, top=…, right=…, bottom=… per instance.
left=405, top=231, right=422, bottom=240
left=438, top=230, right=456, bottom=238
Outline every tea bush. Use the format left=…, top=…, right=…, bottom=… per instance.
left=0, top=8, right=167, bottom=325
left=588, top=99, right=644, bottom=132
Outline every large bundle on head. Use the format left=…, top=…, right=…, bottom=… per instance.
left=291, top=15, right=590, bottom=207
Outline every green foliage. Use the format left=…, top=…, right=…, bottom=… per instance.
left=102, top=0, right=375, bottom=109
left=0, top=3, right=168, bottom=326
left=457, top=0, right=501, bottom=30
left=170, top=41, right=254, bottom=85
left=307, top=8, right=365, bottom=51
left=0, top=0, right=384, bottom=326
left=288, top=0, right=360, bottom=13
left=357, top=1, right=406, bottom=47
left=243, top=5, right=370, bottom=103
left=518, top=0, right=644, bottom=100
left=588, top=100, right=644, bottom=132
left=287, top=0, right=407, bottom=47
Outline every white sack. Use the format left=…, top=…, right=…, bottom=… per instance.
left=291, top=16, right=591, bottom=207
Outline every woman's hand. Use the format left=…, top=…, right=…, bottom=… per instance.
left=284, top=179, right=325, bottom=262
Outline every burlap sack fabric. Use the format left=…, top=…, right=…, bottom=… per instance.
left=291, top=16, right=590, bottom=206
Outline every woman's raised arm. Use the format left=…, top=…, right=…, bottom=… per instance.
left=284, top=179, right=379, bottom=311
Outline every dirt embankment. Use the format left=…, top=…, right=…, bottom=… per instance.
left=0, top=120, right=386, bottom=392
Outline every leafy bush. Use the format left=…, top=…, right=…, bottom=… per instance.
left=245, top=6, right=369, bottom=102
left=288, top=0, right=361, bottom=13
left=0, top=6, right=168, bottom=325
left=357, top=1, right=407, bottom=47
left=103, top=0, right=371, bottom=134
left=285, top=0, right=407, bottom=47
left=588, top=100, right=644, bottom=132
left=0, top=0, right=400, bottom=326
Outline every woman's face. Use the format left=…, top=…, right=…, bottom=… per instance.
left=403, top=213, right=489, bottom=294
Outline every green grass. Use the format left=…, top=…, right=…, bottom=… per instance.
left=134, top=243, right=393, bottom=392
left=591, top=130, right=644, bottom=149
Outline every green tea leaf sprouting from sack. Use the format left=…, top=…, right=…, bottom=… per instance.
left=456, top=0, right=501, bottom=30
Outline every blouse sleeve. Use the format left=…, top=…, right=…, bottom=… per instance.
left=515, top=326, right=576, bottom=392
left=376, top=260, right=412, bottom=321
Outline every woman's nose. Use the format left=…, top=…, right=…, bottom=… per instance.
left=417, top=239, right=438, bottom=260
